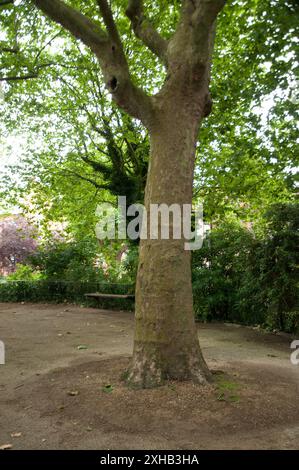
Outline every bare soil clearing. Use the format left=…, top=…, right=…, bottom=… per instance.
left=0, top=302, right=298, bottom=450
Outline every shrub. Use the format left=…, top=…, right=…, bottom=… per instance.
left=192, top=203, right=299, bottom=333
left=192, top=220, right=257, bottom=323
left=28, top=241, right=104, bottom=282
left=0, top=240, right=135, bottom=309
left=7, top=263, right=44, bottom=281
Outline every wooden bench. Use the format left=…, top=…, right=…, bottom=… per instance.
left=85, top=293, right=135, bottom=300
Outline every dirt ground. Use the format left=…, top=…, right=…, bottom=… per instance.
left=0, top=302, right=298, bottom=450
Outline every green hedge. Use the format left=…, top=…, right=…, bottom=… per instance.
left=0, top=280, right=135, bottom=310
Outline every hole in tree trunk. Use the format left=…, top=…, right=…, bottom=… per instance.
left=108, top=76, right=118, bottom=92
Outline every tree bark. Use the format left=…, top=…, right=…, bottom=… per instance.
left=128, top=102, right=212, bottom=387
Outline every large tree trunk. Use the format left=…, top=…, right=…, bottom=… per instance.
left=128, top=104, right=212, bottom=388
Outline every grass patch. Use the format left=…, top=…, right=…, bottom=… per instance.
left=216, top=377, right=240, bottom=403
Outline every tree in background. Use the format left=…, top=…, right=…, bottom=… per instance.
left=196, top=0, right=298, bottom=219
left=0, top=215, right=37, bottom=275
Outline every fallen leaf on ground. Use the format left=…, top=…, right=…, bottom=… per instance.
left=67, top=390, right=79, bottom=396
left=0, top=444, right=12, bottom=450
left=11, top=432, right=22, bottom=438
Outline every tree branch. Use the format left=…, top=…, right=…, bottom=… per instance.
left=58, top=168, right=110, bottom=191
left=97, top=0, right=123, bottom=51
left=0, top=73, right=38, bottom=82
left=33, top=31, right=62, bottom=67
left=0, top=45, right=19, bottom=53
left=32, top=0, right=108, bottom=52
left=192, top=0, right=226, bottom=57
left=81, top=155, right=113, bottom=177
left=32, top=0, right=154, bottom=126
left=157, top=0, right=226, bottom=117
left=193, top=0, right=227, bottom=26
left=0, top=60, right=61, bottom=82
left=126, top=0, right=168, bottom=66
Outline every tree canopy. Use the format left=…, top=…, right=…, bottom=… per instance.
left=0, top=0, right=297, bottom=235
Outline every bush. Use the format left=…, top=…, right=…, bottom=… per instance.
left=0, top=240, right=135, bottom=309
left=1, top=204, right=297, bottom=330
left=0, top=279, right=134, bottom=309
left=7, top=264, right=44, bottom=281
left=28, top=241, right=104, bottom=282
left=121, top=244, right=139, bottom=281
left=256, top=203, right=299, bottom=332
left=192, top=203, right=299, bottom=333
left=192, top=220, right=258, bottom=323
